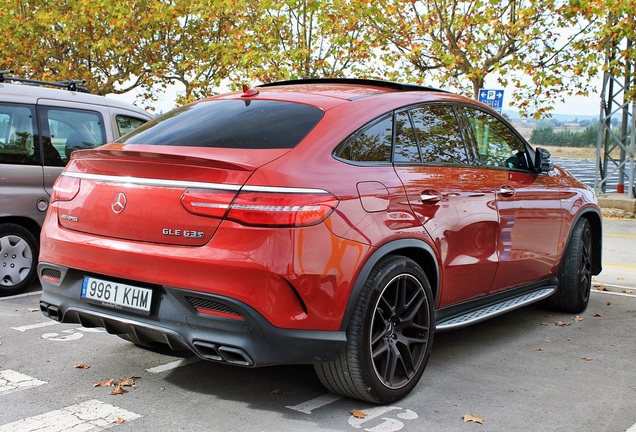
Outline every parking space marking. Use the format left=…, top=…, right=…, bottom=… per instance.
left=145, top=356, right=200, bottom=374
left=602, top=262, right=636, bottom=270
left=605, top=233, right=636, bottom=239
left=626, top=421, right=636, bottom=432
left=286, top=393, right=343, bottom=414
left=11, top=321, right=59, bottom=332
left=0, top=291, right=41, bottom=301
left=0, top=370, right=47, bottom=394
left=0, top=399, right=141, bottom=431
left=592, top=289, right=636, bottom=299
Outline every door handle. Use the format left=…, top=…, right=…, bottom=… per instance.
left=420, top=192, right=442, bottom=204
left=499, top=185, right=516, bottom=197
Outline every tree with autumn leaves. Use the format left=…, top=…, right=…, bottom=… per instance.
left=0, top=0, right=633, bottom=116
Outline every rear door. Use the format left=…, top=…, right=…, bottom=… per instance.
left=37, top=100, right=110, bottom=196
left=392, top=104, right=499, bottom=307
left=0, top=102, right=47, bottom=224
left=461, top=107, right=564, bottom=293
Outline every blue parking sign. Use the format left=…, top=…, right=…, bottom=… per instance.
left=478, top=89, right=505, bottom=113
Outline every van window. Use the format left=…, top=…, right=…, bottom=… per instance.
left=39, top=107, right=106, bottom=166
left=0, top=103, right=38, bottom=165
left=116, top=115, right=148, bottom=137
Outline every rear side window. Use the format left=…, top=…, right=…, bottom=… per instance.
left=394, top=105, right=468, bottom=164
left=118, top=100, right=324, bottom=149
left=334, top=114, right=392, bottom=163
left=0, top=103, right=38, bottom=165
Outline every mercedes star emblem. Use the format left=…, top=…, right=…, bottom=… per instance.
left=111, top=192, right=127, bottom=214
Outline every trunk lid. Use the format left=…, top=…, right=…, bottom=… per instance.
left=55, top=144, right=288, bottom=246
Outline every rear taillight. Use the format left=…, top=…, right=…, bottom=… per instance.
left=51, top=175, right=80, bottom=202
left=180, top=189, right=236, bottom=219
left=181, top=188, right=338, bottom=227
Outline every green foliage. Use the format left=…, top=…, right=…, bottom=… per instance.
left=1, top=0, right=633, bottom=115
left=530, top=124, right=599, bottom=147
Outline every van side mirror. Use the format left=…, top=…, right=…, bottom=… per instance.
left=534, top=147, right=554, bottom=173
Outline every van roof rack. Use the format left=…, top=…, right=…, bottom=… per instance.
left=0, top=70, right=90, bottom=93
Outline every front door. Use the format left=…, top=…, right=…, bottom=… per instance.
left=392, top=104, right=500, bottom=307
left=461, top=107, right=564, bottom=293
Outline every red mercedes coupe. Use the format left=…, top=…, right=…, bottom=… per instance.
left=38, top=79, right=602, bottom=403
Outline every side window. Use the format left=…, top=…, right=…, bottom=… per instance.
left=40, top=107, right=106, bottom=166
left=0, top=103, right=38, bottom=165
left=116, top=115, right=147, bottom=137
left=410, top=105, right=468, bottom=164
left=334, top=114, right=392, bottom=163
left=464, top=107, right=531, bottom=170
left=394, top=110, right=421, bottom=162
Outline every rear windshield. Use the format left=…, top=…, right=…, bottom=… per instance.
left=117, top=99, right=324, bottom=149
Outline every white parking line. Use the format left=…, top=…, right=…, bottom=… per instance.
left=145, top=356, right=200, bottom=374
left=0, top=399, right=140, bottom=431
left=11, top=321, right=59, bottom=332
left=286, top=393, right=343, bottom=414
left=626, top=421, right=636, bottom=432
left=0, top=291, right=41, bottom=301
left=0, top=370, right=47, bottom=394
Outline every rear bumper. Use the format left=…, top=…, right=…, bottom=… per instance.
left=38, top=262, right=346, bottom=367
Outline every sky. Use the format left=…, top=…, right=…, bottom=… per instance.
left=107, top=75, right=605, bottom=119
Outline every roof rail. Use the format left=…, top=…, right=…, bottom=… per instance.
left=0, top=70, right=90, bottom=93
left=257, top=78, right=448, bottom=93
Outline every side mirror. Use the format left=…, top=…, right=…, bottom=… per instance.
left=534, top=147, right=554, bottom=173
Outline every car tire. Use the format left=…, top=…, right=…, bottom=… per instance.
left=545, top=218, right=593, bottom=313
left=314, top=255, right=434, bottom=404
left=0, top=223, right=38, bottom=296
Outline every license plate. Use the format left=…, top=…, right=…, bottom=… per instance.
left=81, top=277, right=152, bottom=315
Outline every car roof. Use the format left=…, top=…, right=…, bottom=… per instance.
left=0, top=81, right=151, bottom=117
left=206, top=78, right=477, bottom=113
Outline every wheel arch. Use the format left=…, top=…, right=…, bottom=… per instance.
left=0, top=216, right=42, bottom=243
left=339, top=239, right=439, bottom=332
left=566, top=207, right=602, bottom=275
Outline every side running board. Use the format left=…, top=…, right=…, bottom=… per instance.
left=435, top=287, right=556, bottom=332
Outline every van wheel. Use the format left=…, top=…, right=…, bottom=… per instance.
left=546, top=218, right=592, bottom=313
left=0, top=223, right=38, bottom=296
left=314, top=255, right=434, bottom=404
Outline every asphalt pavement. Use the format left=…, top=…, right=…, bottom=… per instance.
left=1, top=217, right=635, bottom=431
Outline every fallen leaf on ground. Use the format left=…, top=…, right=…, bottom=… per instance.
left=118, top=377, right=136, bottom=387
left=573, top=316, right=584, bottom=323
left=597, top=287, right=611, bottom=292
left=351, top=409, right=367, bottom=419
left=593, top=313, right=603, bottom=317
left=74, top=364, right=90, bottom=369
left=555, top=321, right=570, bottom=327
left=607, top=301, right=611, bottom=305
left=114, top=418, right=126, bottom=425
left=109, top=386, right=127, bottom=395
left=532, top=347, right=543, bottom=351
left=581, top=357, right=593, bottom=361
left=463, top=414, right=484, bottom=424
left=617, top=277, right=624, bottom=280
left=271, top=388, right=282, bottom=394
left=93, top=379, right=115, bottom=388
left=27, top=308, right=38, bottom=312
left=622, top=290, right=634, bottom=294
left=545, top=314, right=554, bottom=318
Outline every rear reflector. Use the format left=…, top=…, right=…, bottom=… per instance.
left=181, top=188, right=338, bottom=227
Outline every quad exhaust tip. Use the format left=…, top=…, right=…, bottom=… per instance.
left=39, top=302, right=62, bottom=321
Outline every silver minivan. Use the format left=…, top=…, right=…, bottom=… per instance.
left=1, top=73, right=152, bottom=295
